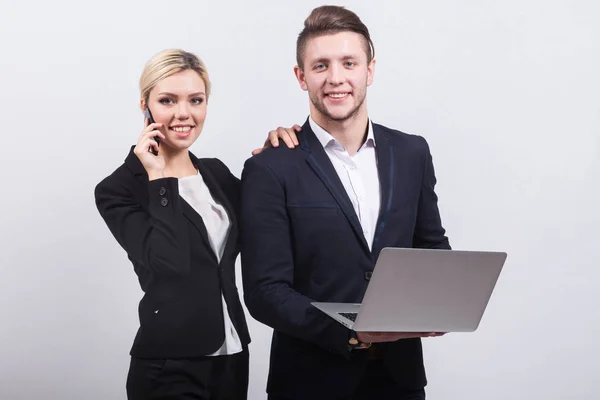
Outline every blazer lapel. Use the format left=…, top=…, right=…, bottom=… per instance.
left=301, top=122, right=371, bottom=255
left=195, top=159, right=238, bottom=265
left=180, top=195, right=214, bottom=260
left=371, top=126, right=394, bottom=258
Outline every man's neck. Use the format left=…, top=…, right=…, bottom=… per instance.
left=311, top=110, right=369, bottom=155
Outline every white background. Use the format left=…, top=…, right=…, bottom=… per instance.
left=1, top=0, right=598, bottom=399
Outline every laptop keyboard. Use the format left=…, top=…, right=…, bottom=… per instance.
left=339, top=312, right=358, bottom=322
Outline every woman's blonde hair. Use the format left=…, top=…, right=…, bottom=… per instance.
left=139, top=49, right=211, bottom=107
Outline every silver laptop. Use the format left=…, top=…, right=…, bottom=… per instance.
left=311, top=247, right=507, bottom=332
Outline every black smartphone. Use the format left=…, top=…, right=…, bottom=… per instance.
left=145, top=107, right=160, bottom=156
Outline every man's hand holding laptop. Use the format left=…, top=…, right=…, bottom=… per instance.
left=357, top=331, right=446, bottom=343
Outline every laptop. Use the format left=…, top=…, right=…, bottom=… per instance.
left=311, top=247, right=507, bottom=332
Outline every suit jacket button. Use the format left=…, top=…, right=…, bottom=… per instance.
left=159, top=187, right=166, bottom=195
left=160, top=197, right=168, bottom=206
left=364, top=271, right=373, bottom=281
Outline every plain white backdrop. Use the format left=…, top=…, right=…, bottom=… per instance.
left=1, top=0, right=598, bottom=399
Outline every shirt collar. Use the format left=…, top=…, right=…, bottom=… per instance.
left=309, top=116, right=376, bottom=151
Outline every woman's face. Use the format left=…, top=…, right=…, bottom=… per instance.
left=145, top=69, right=207, bottom=151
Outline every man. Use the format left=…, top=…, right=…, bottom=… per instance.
left=240, top=5, right=450, bottom=400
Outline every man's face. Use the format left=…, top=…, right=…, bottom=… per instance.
left=295, top=31, right=375, bottom=124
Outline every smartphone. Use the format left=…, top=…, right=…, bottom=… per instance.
left=145, top=107, right=160, bottom=156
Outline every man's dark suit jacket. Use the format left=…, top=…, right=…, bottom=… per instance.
left=240, top=119, right=450, bottom=399
left=94, top=147, right=250, bottom=359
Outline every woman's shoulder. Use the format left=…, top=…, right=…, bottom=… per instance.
left=193, top=156, right=232, bottom=178
left=197, top=157, right=228, bottom=172
left=95, top=163, right=135, bottom=199
left=95, top=147, right=141, bottom=197
left=195, top=157, right=241, bottom=192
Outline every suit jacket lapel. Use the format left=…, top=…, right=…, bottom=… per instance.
left=371, top=126, right=394, bottom=258
left=180, top=195, right=214, bottom=260
left=195, top=159, right=238, bottom=264
left=301, top=122, right=371, bottom=255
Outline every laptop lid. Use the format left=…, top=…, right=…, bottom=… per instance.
left=352, top=247, right=507, bottom=332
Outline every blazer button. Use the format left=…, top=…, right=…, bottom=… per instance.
left=159, top=187, right=166, bottom=195
left=160, top=197, right=169, bottom=206
left=364, top=271, right=373, bottom=281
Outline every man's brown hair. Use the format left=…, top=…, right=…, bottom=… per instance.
left=296, top=5, right=375, bottom=69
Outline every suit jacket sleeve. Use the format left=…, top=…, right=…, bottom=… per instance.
left=94, top=177, right=191, bottom=276
left=413, top=138, right=451, bottom=250
left=240, top=157, right=351, bottom=358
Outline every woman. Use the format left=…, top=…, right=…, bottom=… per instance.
left=94, top=49, right=299, bottom=400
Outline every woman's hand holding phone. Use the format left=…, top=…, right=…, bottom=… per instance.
left=134, top=118, right=167, bottom=180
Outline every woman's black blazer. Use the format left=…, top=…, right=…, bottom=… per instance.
left=94, top=146, right=251, bottom=358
